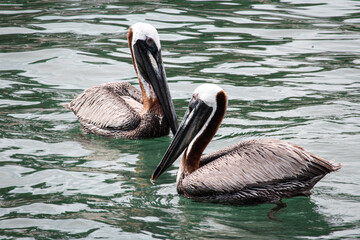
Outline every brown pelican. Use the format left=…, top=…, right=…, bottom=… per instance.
left=64, top=22, right=178, bottom=139
left=151, top=84, right=341, bottom=208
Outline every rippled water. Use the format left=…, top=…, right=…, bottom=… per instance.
left=1, top=0, right=359, bottom=239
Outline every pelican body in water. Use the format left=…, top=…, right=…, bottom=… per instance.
left=64, top=23, right=178, bottom=139
left=152, top=84, right=341, bottom=206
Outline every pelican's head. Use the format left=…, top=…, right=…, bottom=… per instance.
left=151, top=84, right=227, bottom=182
left=128, top=22, right=178, bottom=135
left=130, top=22, right=161, bottom=53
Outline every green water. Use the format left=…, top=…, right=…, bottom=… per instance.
left=1, top=0, right=359, bottom=239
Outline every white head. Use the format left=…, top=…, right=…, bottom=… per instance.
left=130, top=22, right=161, bottom=51
left=126, top=22, right=179, bottom=135
left=151, top=84, right=228, bottom=182
left=185, top=84, right=225, bottom=157
left=193, top=84, right=223, bottom=108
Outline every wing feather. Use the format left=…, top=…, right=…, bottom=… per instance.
left=185, top=139, right=340, bottom=196
left=68, top=82, right=143, bottom=130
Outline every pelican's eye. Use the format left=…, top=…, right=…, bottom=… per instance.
left=145, top=37, right=158, bottom=55
left=146, top=37, right=155, bottom=47
left=188, top=97, right=197, bottom=112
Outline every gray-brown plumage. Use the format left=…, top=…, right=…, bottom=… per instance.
left=64, top=22, right=178, bottom=139
left=64, top=82, right=168, bottom=138
left=152, top=84, right=341, bottom=205
left=179, top=139, right=339, bottom=204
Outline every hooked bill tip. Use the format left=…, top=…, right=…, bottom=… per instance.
left=150, top=177, right=156, bottom=185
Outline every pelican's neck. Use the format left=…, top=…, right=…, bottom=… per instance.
left=138, top=78, right=161, bottom=115
left=181, top=90, right=227, bottom=176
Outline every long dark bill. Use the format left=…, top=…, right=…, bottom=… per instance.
left=151, top=98, right=213, bottom=183
left=133, top=41, right=178, bottom=135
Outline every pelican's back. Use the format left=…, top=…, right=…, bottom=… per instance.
left=180, top=139, right=340, bottom=204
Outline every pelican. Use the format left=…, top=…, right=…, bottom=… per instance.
left=151, top=84, right=341, bottom=208
left=64, top=22, right=178, bottom=139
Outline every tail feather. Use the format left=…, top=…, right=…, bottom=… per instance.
left=331, top=162, right=342, bottom=171
left=62, top=103, right=71, bottom=110
left=310, top=153, right=342, bottom=173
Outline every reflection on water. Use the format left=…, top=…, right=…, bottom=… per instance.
left=1, top=0, right=359, bottom=239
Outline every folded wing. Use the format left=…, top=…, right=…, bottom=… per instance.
left=66, top=82, right=143, bottom=131
left=185, top=139, right=340, bottom=196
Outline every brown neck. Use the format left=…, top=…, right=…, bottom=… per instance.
left=128, top=28, right=138, bottom=78
left=182, top=90, right=227, bottom=175
left=143, top=97, right=164, bottom=116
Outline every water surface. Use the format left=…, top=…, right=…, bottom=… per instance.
left=0, top=0, right=359, bottom=239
